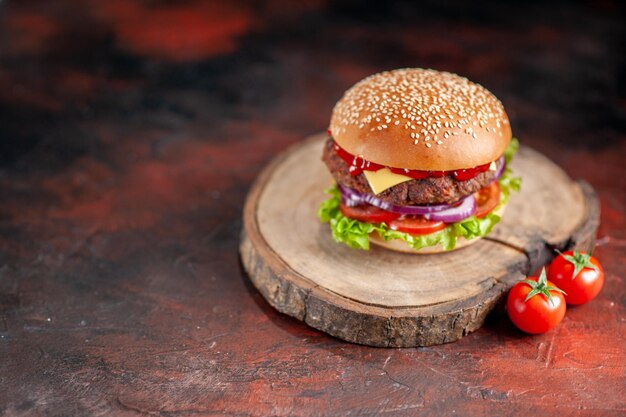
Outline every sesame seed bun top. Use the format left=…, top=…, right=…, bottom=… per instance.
left=329, top=68, right=512, bottom=170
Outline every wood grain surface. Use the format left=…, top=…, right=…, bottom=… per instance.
left=0, top=1, right=625, bottom=416
left=240, top=134, right=598, bottom=346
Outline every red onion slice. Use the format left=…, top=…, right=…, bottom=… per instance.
left=423, top=194, right=477, bottom=222
left=493, top=156, right=505, bottom=181
left=339, top=183, right=477, bottom=222
left=338, top=184, right=464, bottom=215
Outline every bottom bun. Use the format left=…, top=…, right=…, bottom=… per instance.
left=370, top=201, right=508, bottom=254
left=370, top=233, right=480, bottom=254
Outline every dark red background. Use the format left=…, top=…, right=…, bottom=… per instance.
left=1, top=1, right=625, bottom=416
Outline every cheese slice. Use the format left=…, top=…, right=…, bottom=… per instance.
left=363, top=168, right=413, bottom=194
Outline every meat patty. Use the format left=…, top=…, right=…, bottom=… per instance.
left=322, top=138, right=500, bottom=205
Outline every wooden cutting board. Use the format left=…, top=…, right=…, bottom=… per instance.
left=239, top=134, right=599, bottom=347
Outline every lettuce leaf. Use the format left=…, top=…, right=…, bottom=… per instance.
left=317, top=138, right=522, bottom=251
left=504, top=137, right=519, bottom=165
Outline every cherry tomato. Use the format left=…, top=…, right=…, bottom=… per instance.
left=475, top=182, right=501, bottom=218
left=548, top=250, right=604, bottom=305
left=339, top=203, right=400, bottom=223
left=387, top=216, right=446, bottom=236
left=506, top=268, right=566, bottom=334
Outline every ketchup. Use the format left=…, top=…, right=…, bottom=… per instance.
left=333, top=143, right=384, bottom=176
left=451, top=163, right=491, bottom=180
left=332, top=140, right=492, bottom=181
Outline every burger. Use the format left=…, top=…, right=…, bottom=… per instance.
left=318, top=68, right=521, bottom=253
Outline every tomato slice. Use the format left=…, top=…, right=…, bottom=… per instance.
left=340, top=203, right=401, bottom=223
left=475, top=182, right=501, bottom=218
left=387, top=217, right=446, bottom=235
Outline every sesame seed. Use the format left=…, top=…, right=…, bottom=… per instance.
left=426, top=143, right=432, bottom=148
